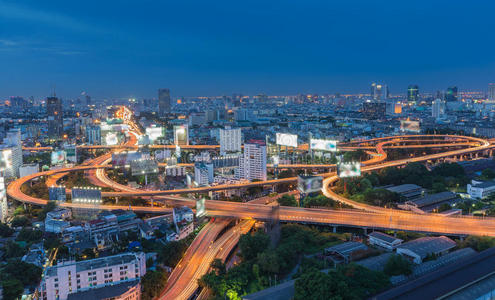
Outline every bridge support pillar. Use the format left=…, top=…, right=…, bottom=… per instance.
left=115, top=197, right=118, bottom=204
left=363, top=227, right=368, bottom=235
left=333, top=226, right=337, bottom=233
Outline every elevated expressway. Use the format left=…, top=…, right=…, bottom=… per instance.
left=8, top=135, right=495, bottom=237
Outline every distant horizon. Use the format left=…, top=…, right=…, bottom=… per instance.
left=2, top=1, right=495, bottom=99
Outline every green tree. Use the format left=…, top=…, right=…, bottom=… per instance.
left=384, top=254, right=412, bottom=276
left=16, top=228, right=43, bottom=243
left=3, top=241, right=26, bottom=259
left=459, top=236, right=495, bottom=252
left=277, top=194, right=297, bottom=207
left=2, top=279, right=24, bottom=300
left=11, top=216, right=30, bottom=228
left=481, top=168, right=495, bottom=180
left=141, top=268, right=168, bottom=300
left=0, top=222, right=13, bottom=237
left=239, top=232, right=270, bottom=261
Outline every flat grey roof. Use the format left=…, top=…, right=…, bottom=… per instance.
left=369, top=231, right=403, bottom=244
left=67, top=279, right=139, bottom=300
left=356, top=252, right=394, bottom=272
left=397, top=236, right=456, bottom=259
left=46, top=253, right=139, bottom=277
left=325, top=241, right=368, bottom=255
left=243, top=279, right=295, bottom=300
left=386, top=184, right=422, bottom=194
left=409, top=191, right=458, bottom=208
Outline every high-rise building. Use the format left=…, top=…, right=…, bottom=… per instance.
left=237, top=140, right=267, bottom=181
left=362, top=101, right=386, bottom=119
left=174, top=124, right=189, bottom=146
left=488, top=83, right=495, bottom=102
left=194, top=162, right=214, bottom=186
left=219, top=127, right=242, bottom=155
left=445, top=86, right=458, bottom=102
left=42, top=252, right=146, bottom=300
left=85, top=125, right=101, bottom=145
left=407, top=85, right=419, bottom=102
left=432, top=99, right=445, bottom=119
left=3, top=128, right=22, bottom=177
left=158, top=88, right=171, bottom=116
left=371, top=83, right=389, bottom=100
left=47, top=96, right=63, bottom=139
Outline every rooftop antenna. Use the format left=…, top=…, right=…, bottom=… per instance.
left=50, top=84, right=56, bottom=97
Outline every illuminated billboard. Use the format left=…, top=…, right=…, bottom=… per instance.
left=51, top=150, right=66, bottom=165
left=310, top=139, right=337, bottom=152
left=145, top=126, right=165, bottom=142
left=276, top=133, right=298, bottom=148
left=105, top=132, right=119, bottom=145
left=337, top=162, right=362, bottom=178
left=297, top=175, right=323, bottom=194
left=174, top=125, right=189, bottom=146
left=65, top=145, right=77, bottom=163
left=71, top=187, right=102, bottom=204
left=196, top=198, right=206, bottom=218
left=400, top=120, right=420, bottom=133
left=130, top=159, right=159, bottom=176
left=0, top=149, right=12, bottom=171
left=272, top=155, right=280, bottom=166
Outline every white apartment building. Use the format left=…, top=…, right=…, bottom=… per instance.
left=19, top=163, right=39, bottom=178
left=219, top=127, right=242, bottom=154
left=467, top=180, right=495, bottom=199
left=1, top=128, right=22, bottom=178
left=237, top=141, right=267, bottom=181
left=194, top=162, right=214, bottom=186
left=42, top=252, right=146, bottom=300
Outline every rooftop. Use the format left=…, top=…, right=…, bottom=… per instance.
left=397, top=236, right=456, bottom=259
left=67, top=279, right=139, bottom=300
left=325, top=241, right=368, bottom=256
left=385, top=184, right=423, bottom=194
left=46, top=252, right=141, bottom=277
left=368, top=231, right=403, bottom=244
left=408, top=191, right=458, bottom=208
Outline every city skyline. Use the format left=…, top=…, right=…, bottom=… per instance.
left=2, top=0, right=495, bottom=99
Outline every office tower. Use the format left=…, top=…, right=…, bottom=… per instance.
left=445, top=86, right=458, bottom=102
left=371, top=83, right=389, bottom=100
left=489, top=83, right=495, bottom=102
left=47, top=96, right=63, bottom=139
left=158, top=88, right=171, bottom=117
left=219, top=127, right=242, bottom=155
left=362, top=101, right=386, bottom=119
left=0, top=177, right=7, bottom=222
left=5, top=129, right=22, bottom=177
left=194, top=162, right=214, bottom=186
left=407, top=85, right=419, bottom=102
left=42, top=252, right=146, bottom=300
left=237, top=140, right=267, bottom=181
left=85, top=125, right=101, bottom=145
left=432, top=99, right=445, bottom=119
left=174, top=124, right=189, bottom=146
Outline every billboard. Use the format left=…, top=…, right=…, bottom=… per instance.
left=130, top=159, right=159, bottom=176
left=337, top=162, right=362, bottom=178
left=112, top=151, right=143, bottom=167
left=196, top=198, right=206, bottom=218
left=65, top=145, right=77, bottom=163
left=400, top=120, right=420, bottom=133
left=174, top=125, right=189, bottom=146
left=310, top=139, right=337, bottom=152
left=145, top=126, right=165, bottom=142
left=51, top=150, right=66, bottom=165
left=276, top=133, right=298, bottom=148
left=272, top=155, right=280, bottom=167
left=49, top=186, right=67, bottom=202
left=104, top=132, right=119, bottom=145
left=71, top=187, right=102, bottom=204
left=297, top=175, right=323, bottom=194
left=0, top=149, right=12, bottom=171
left=175, top=145, right=181, bottom=158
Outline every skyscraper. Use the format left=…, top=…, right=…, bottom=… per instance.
left=432, top=99, right=445, bottom=119
left=237, top=140, right=267, bottom=181
left=46, top=96, right=63, bottom=139
left=158, top=88, right=171, bottom=116
left=407, top=85, right=419, bottom=102
left=371, top=83, right=388, bottom=100
left=488, top=83, right=495, bottom=102
left=445, top=86, right=458, bottom=102
left=219, top=127, right=242, bottom=155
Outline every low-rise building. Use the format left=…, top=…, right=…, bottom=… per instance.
left=385, top=184, right=423, bottom=201
left=42, top=252, right=146, bottom=300
left=467, top=180, right=495, bottom=199
left=396, top=236, right=456, bottom=264
left=368, top=231, right=403, bottom=250
left=66, top=279, right=140, bottom=300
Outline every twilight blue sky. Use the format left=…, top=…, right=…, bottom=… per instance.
left=1, top=0, right=495, bottom=99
